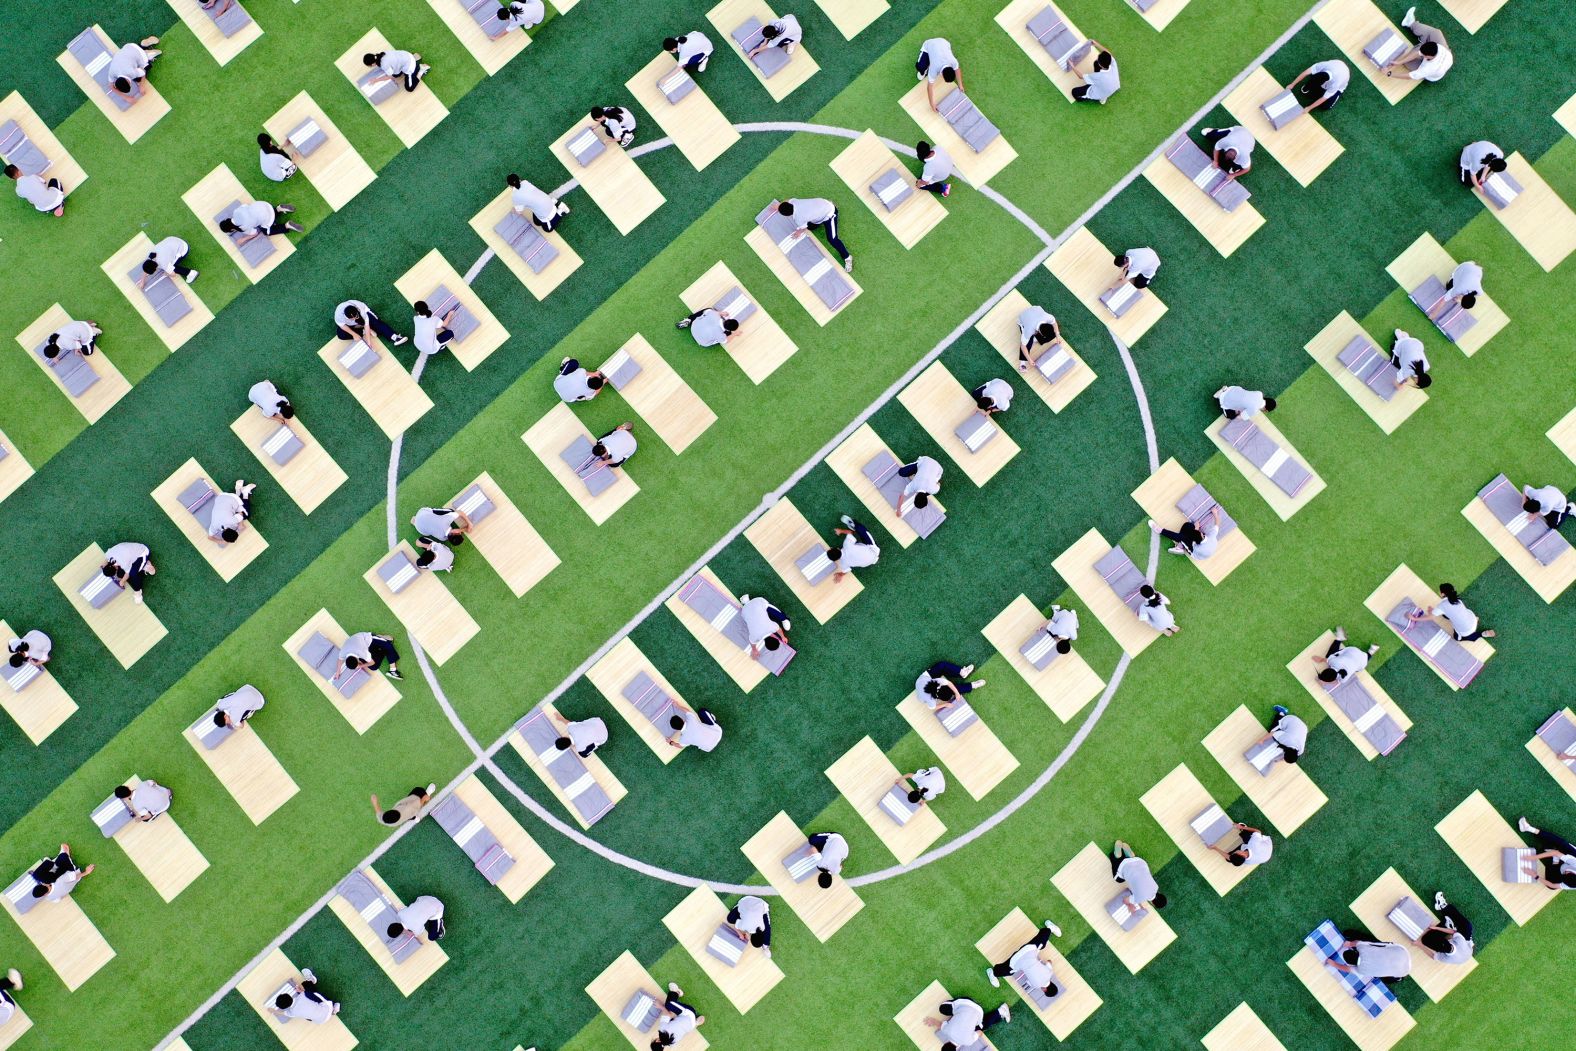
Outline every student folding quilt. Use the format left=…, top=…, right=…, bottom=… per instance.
left=424, top=0, right=532, bottom=75
left=667, top=567, right=794, bottom=689
left=1202, top=705, right=1326, bottom=836
left=231, top=409, right=346, bottom=515
left=167, top=0, right=260, bottom=65
left=317, top=337, right=433, bottom=440
left=813, top=0, right=887, bottom=39
left=0, top=91, right=89, bottom=197
left=448, top=472, right=559, bottom=597
left=0, top=430, right=30, bottom=508
left=626, top=55, right=739, bottom=171
left=825, top=736, right=946, bottom=864
left=152, top=459, right=269, bottom=581
left=17, top=304, right=131, bottom=424
left=1312, top=0, right=1418, bottom=104
left=2, top=860, right=115, bottom=991
left=1385, top=232, right=1508, bottom=355
left=237, top=948, right=360, bottom=1051
left=974, top=908, right=1101, bottom=1038
left=1141, top=763, right=1257, bottom=895
left=831, top=130, right=946, bottom=249
left=741, top=811, right=865, bottom=941
left=1050, top=529, right=1159, bottom=657
left=284, top=609, right=401, bottom=733
left=709, top=0, right=819, bottom=101
left=663, top=885, right=784, bottom=1013
left=1207, top=412, right=1324, bottom=520
left=744, top=496, right=864, bottom=624
left=975, top=290, right=1095, bottom=412
left=587, top=638, right=689, bottom=762
left=102, top=233, right=214, bottom=351
left=57, top=25, right=170, bottom=142
left=1142, top=138, right=1263, bottom=257
left=1288, top=920, right=1414, bottom=1051
left=1528, top=708, right=1576, bottom=802
left=1365, top=565, right=1492, bottom=690
left=92, top=776, right=210, bottom=902
left=363, top=542, right=479, bottom=665
left=1202, top=1003, right=1288, bottom=1051
left=895, top=688, right=1018, bottom=801
left=746, top=201, right=862, bottom=325
left=896, top=361, right=1020, bottom=487
left=472, top=186, right=584, bottom=298
left=1305, top=311, right=1427, bottom=434
left=897, top=83, right=1017, bottom=188
left=588, top=951, right=711, bottom=1051
left=264, top=92, right=375, bottom=211
left=511, top=702, right=626, bottom=829
left=336, top=30, right=448, bottom=148
left=329, top=867, right=448, bottom=995
left=394, top=249, right=509, bottom=371
left=184, top=687, right=299, bottom=825
left=1287, top=632, right=1410, bottom=760
left=552, top=120, right=665, bottom=235
left=1351, top=867, right=1477, bottom=1002
left=1469, top=151, right=1576, bottom=272
left=1464, top=473, right=1576, bottom=602
left=679, top=262, right=798, bottom=384
left=895, top=981, right=999, bottom=1051
left=1437, top=790, right=1557, bottom=925
left=825, top=426, right=947, bottom=547
left=1222, top=67, right=1343, bottom=187
left=995, top=0, right=1092, bottom=104
left=1046, top=227, right=1167, bottom=344
left=53, top=544, right=167, bottom=668
left=599, top=335, right=716, bottom=453
left=0, top=619, right=77, bottom=745
left=1051, top=843, right=1175, bottom=973
left=1131, top=458, right=1255, bottom=583
left=522, top=403, right=639, bottom=524
left=980, top=595, right=1104, bottom=722
left=432, top=775, right=554, bottom=902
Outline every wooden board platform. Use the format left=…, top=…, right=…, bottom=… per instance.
left=1305, top=310, right=1426, bottom=433
left=451, top=774, right=554, bottom=903
left=1, top=882, right=114, bottom=991
left=231, top=409, right=346, bottom=515
left=744, top=496, right=864, bottom=624
left=56, top=25, right=169, bottom=142
left=110, top=775, right=210, bottom=902
left=327, top=865, right=448, bottom=995
left=283, top=609, right=401, bottom=734
left=449, top=470, right=559, bottom=597
left=1132, top=0, right=1192, bottom=31
left=0, top=1003, right=30, bottom=1051
left=1222, top=67, right=1343, bottom=187
left=995, top=0, right=1086, bottom=102
left=1556, top=93, right=1576, bottom=141
left=423, top=0, right=530, bottom=75
left=1139, top=762, right=1253, bottom=896
left=1364, top=564, right=1494, bottom=690
left=1050, top=528, right=1159, bottom=658
left=679, top=262, right=797, bottom=383
left=662, top=884, right=783, bottom=1012
left=1548, top=406, right=1576, bottom=467
left=1047, top=227, right=1167, bottom=345
left=1439, top=0, right=1509, bottom=33
left=825, top=735, right=946, bottom=865
left=362, top=541, right=479, bottom=665
left=0, top=91, right=88, bottom=196
left=973, top=908, right=1101, bottom=1039
left=0, top=427, right=32, bottom=507
left=152, top=457, right=269, bottom=581
left=1287, top=946, right=1414, bottom=1051
left=1141, top=152, right=1265, bottom=258
left=663, top=566, right=769, bottom=692
left=976, top=290, right=1095, bottom=413
left=264, top=92, right=374, bottom=211
left=830, top=130, right=946, bottom=249
left=1286, top=632, right=1411, bottom=761
left=1385, top=232, right=1508, bottom=356
left=1435, top=790, right=1555, bottom=926
left=102, top=233, right=213, bottom=351
left=1205, top=412, right=1325, bottom=520
left=1051, top=842, right=1176, bottom=973
left=236, top=947, right=360, bottom=1051
left=587, top=951, right=709, bottom=1050
left=587, top=637, right=687, bottom=763
left=603, top=334, right=715, bottom=453
left=626, top=55, right=740, bottom=172
left=0, top=619, right=76, bottom=744
left=522, top=403, right=639, bottom=525
left=16, top=304, right=130, bottom=424
left=507, top=700, right=628, bottom=830
left=1461, top=488, right=1576, bottom=603
left=183, top=163, right=296, bottom=281
left=1202, top=1003, right=1286, bottom=1051
left=551, top=121, right=665, bottom=235
left=813, top=0, right=887, bottom=38
left=740, top=811, right=865, bottom=941
left=316, top=338, right=433, bottom=440
left=897, top=82, right=1017, bottom=188
left=184, top=715, right=299, bottom=825
left=895, top=981, right=997, bottom=1051
left=707, top=0, right=819, bottom=101
left=1350, top=866, right=1476, bottom=1001
left=52, top=544, right=166, bottom=668
left=1131, top=457, right=1256, bottom=584
left=897, top=360, right=1020, bottom=487
left=1312, top=0, right=1418, bottom=105
left=896, top=694, right=1019, bottom=801
left=980, top=595, right=1104, bottom=722
left=1202, top=705, right=1326, bottom=837
left=743, top=225, right=863, bottom=327
left=335, top=30, right=448, bottom=148
left=825, top=423, right=944, bottom=549
left=393, top=249, right=509, bottom=371
left=1526, top=706, right=1576, bottom=803
left=167, top=0, right=262, bottom=66
left=1472, top=151, right=1576, bottom=272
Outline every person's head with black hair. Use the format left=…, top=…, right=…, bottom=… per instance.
left=976, top=394, right=995, bottom=412
left=761, top=23, right=781, bottom=40
left=777, top=200, right=795, bottom=217
left=275, top=992, right=296, bottom=1010
left=113, top=76, right=134, bottom=94
left=827, top=547, right=843, bottom=563
left=763, top=636, right=781, bottom=652
left=1151, top=892, right=1168, bottom=909
left=506, top=172, right=523, bottom=189
left=722, top=318, right=740, bottom=334
left=1113, top=252, right=1130, bottom=267
left=258, top=132, right=279, bottom=151
left=218, top=218, right=240, bottom=234
left=142, top=256, right=160, bottom=275
left=1281, top=745, right=1301, bottom=764
left=1459, top=292, right=1477, bottom=309
left=344, top=655, right=363, bottom=671
left=662, top=37, right=681, bottom=55
left=1438, top=582, right=1460, bottom=603
left=1419, top=927, right=1456, bottom=954
left=362, top=52, right=385, bottom=68
left=1263, top=397, right=1278, bottom=412
left=749, top=930, right=768, bottom=947
left=1419, top=41, right=1438, bottom=58
left=1309, top=70, right=1329, bottom=90
left=941, top=65, right=957, bottom=83
left=926, top=680, right=955, bottom=703
left=416, top=548, right=437, bottom=568
left=9, top=652, right=27, bottom=668
left=591, top=441, right=609, bottom=458
left=907, top=788, right=925, bottom=803
left=3, top=164, right=19, bottom=180
left=1055, top=638, right=1072, bottom=654
left=1416, top=372, right=1432, bottom=389
left=342, top=304, right=363, bottom=324
left=1139, top=584, right=1161, bottom=606
left=220, top=527, right=240, bottom=543
left=114, top=785, right=132, bottom=800
left=587, top=374, right=605, bottom=390
left=669, top=714, right=685, bottom=732
left=386, top=922, right=406, bottom=939
left=1486, top=156, right=1507, bottom=173
left=913, top=492, right=930, bottom=509
left=916, top=140, right=934, bottom=160
left=414, top=301, right=432, bottom=318
left=817, top=870, right=833, bottom=889
left=1093, top=50, right=1112, bottom=71
left=590, top=106, right=607, bottom=120
left=1037, top=322, right=1055, bottom=342
left=1317, top=667, right=1339, bottom=683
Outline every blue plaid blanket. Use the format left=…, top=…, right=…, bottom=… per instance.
left=1305, top=919, right=1398, bottom=1019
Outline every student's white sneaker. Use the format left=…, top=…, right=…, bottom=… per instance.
left=997, top=1004, right=1010, bottom=1023
left=5, top=968, right=20, bottom=989
left=237, top=480, right=257, bottom=499
left=300, top=967, right=316, bottom=983
left=1401, top=6, right=1416, bottom=27
left=417, top=63, right=431, bottom=79
left=1518, top=817, right=1535, bottom=834
left=391, top=333, right=409, bottom=345
left=761, top=946, right=771, bottom=959
left=843, top=256, right=854, bottom=274
left=840, top=514, right=856, bottom=530
left=668, top=982, right=684, bottom=996
left=1333, top=625, right=1347, bottom=641
left=1147, top=519, right=1159, bottom=532
left=1433, top=891, right=1447, bottom=911
left=277, top=204, right=296, bottom=214
left=133, top=591, right=144, bottom=604
left=425, top=783, right=437, bottom=795
left=985, top=967, right=1000, bottom=988
left=698, top=58, right=709, bottom=73
left=556, top=201, right=571, bottom=216
left=970, top=679, right=986, bottom=689
left=1044, top=919, right=1062, bottom=937
left=960, top=664, right=975, bottom=677
left=184, top=269, right=199, bottom=284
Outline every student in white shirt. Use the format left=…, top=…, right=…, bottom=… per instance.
left=986, top=919, right=1062, bottom=992
left=667, top=706, right=723, bottom=751
left=220, top=200, right=303, bottom=246
left=1071, top=42, right=1119, bottom=104
left=415, top=537, right=454, bottom=573
left=257, top=134, right=298, bottom=182
left=724, top=895, right=772, bottom=956
left=551, top=712, right=608, bottom=757
left=507, top=172, right=568, bottom=231
left=1522, top=483, right=1574, bottom=528
left=805, top=832, right=847, bottom=888
left=1106, top=246, right=1160, bottom=296
left=675, top=306, right=738, bottom=347
left=1015, top=303, right=1061, bottom=371
left=44, top=319, right=100, bottom=361
left=777, top=196, right=853, bottom=272
left=972, top=378, right=1014, bottom=416
left=334, top=299, right=406, bottom=346
left=7, top=629, right=52, bottom=669
left=1136, top=585, right=1179, bottom=635
left=411, top=300, right=459, bottom=356
left=591, top=422, right=637, bottom=468
left=138, top=235, right=198, bottom=286
left=1262, top=704, right=1309, bottom=763
left=1289, top=59, right=1350, bottom=114
left=1416, top=893, right=1475, bottom=964
left=213, top=686, right=263, bottom=729
left=1046, top=605, right=1079, bottom=653
left=914, top=140, right=953, bottom=197
left=1332, top=938, right=1412, bottom=982
left=269, top=967, right=341, bottom=1023
left=248, top=379, right=294, bottom=421
left=1410, top=582, right=1495, bottom=642
left=895, top=455, right=942, bottom=517
left=412, top=506, right=471, bottom=545
left=1443, top=260, right=1483, bottom=309
left=553, top=357, right=605, bottom=402
left=1387, top=8, right=1452, bottom=82
left=107, top=38, right=161, bottom=104
left=827, top=515, right=879, bottom=580
left=915, top=661, right=984, bottom=713
left=927, top=996, right=1010, bottom=1049
left=1389, top=329, right=1431, bottom=389
left=739, top=595, right=790, bottom=657
left=1517, top=817, right=1576, bottom=892
left=915, top=37, right=962, bottom=111
left=27, top=845, right=93, bottom=903
left=0, top=969, right=21, bottom=1027
left=207, top=480, right=255, bottom=545
left=590, top=105, right=637, bottom=148
left=101, top=542, right=155, bottom=602
left=336, top=631, right=402, bottom=681
left=747, top=14, right=801, bottom=59
left=362, top=48, right=429, bottom=92
left=116, top=778, right=173, bottom=821
left=897, top=766, right=946, bottom=806
left=1313, top=626, right=1380, bottom=683
left=7, top=166, right=65, bottom=215
left=488, top=0, right=544, bottom=38
left=388, top=895, right=445, bottom=942
left=1215, top=823, right=1273, bottom=867
left=663, top=32, right=714, bottom=73
left=1201, top=125, right=1255, bottom=180
left=1150, top=505, right=1220, bottom=560
left=1214, top=385, right=1275, bottom=420
left=1458, top=140, right=1505, bottom=189
left=651, top=983, right=706, bottom=1048
left=1110, top=839, right=1167, bottom=909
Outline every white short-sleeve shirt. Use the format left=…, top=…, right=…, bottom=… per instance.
left=510, top=180, right=557, bottom=223
left=1449, top=261, right=1483, bottom=297
left=230, top=201, right=276, bottom=232
left=977, top=377, right=1014, bottom=411
left=918, top=38, right=958, bottom=81
left=1216, top=385, right=1266, bottom=417
left=786, top=197, right=836, bottom=225
left=1082, top=60, right=1121, bottom=101
left=903, top=455, right=943, bottom=496
left=150, top=236, right=189, bottom=272
left=1459, top=140, right=1500, bottom=172
left=1214, top=126, right=1256, bottom=166
left=260, top=149, right=296, bottom=182
left=1124, top=246, right=1160, bottom=279
left=16, top=174, right=63, bottom=211
left=920, top=144, right=955, bottom=183
left=380, top=50, right=418, bottom=77
left=676, top=33, right=713, bottom=65
left=598, top=429, right=636, bottom=463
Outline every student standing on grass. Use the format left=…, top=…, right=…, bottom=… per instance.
left=777, top=197, right=854, bottom=273
left=257, top=133, right=297, bottom=182
left=101, top=542, right=155, bottom=603
left=7, top=164, right=65, bottom=216
left=335, top=299, right=406, bottom=346
left=914, top=140, right=953, bottom=197
left=488, top=0, right=544, bottom=38
left=336, top=631, right=403, bottom=682
left=372, top=784, right=435, bottom=827
left=1410, top=583, right=1496, bottom=641
left=663, top=32, right=714, bottom=74
left=1137, top=585, right=1179, bottom=635
left=915, top=37, right=962, bottom=111
left=362, top=47, right=429, bottom=92
left=553, top=357, right=605, bottom=402
left=1288, top=59, right=1349, bottom=114
left=248, top=379, right=294, bottom=422
left=139, top=235, right=198, bottom=286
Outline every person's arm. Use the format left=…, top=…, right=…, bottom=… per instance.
left=331, top=658, right=346, bottom=682
left=1288, top=67, right=1310, bottom=89
left=895, top=492, right=910, bottom=517
left=955, top=67, right=966, bottom=95
left=234, top=229, right=261, bottom=246
left=926, top=76, right=937, bottom=111
left=108, top=82, right=136, bottom=104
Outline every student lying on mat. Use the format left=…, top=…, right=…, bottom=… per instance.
left=1213, top=823, right=1273, bottom=867
left=107, top=36, right=162, bottom=106
left=725, top=894, right=773, bottom=958
left=412, top=300, right=459, bottom=357
left=1312, top=627, right=1380, bottom=683
left=219, top=199, right=304, bottom=245
left=1111, top=839, right=1168, bottom=911
left=739, top=595, right=790, bottom=658
left=1214, top=384, right=1275, bottom=420
left=914, top=140, right=953, bottom=197
left=651, top=983, right=706, bottom=1049
left=896, top=455, right=943, bottom=518
left=554, top=357, right=606, bottom=402
left=372, top=784, right=435, bottom=828
left=1071, top=41, right=1120, bottom=105
left=1409, top=582, right=1496, bottom=641
left=551, top=712, right=609, bottom=757
left=1150, top=505, right=1220, bottom=561
left=591, top=105, right=638, bottom=148
left=985, top=918, right=1062, bottom=991
left=662, top=31, right=714, bottom=74
left=29, top=844, right=94, bottom=902
left=1458, top=140, right=1505, bottom=190
left=925, top=995, right=1010, bottom=1049
left=1137, top=585, right=1179, bottom=636
left=897, top=766, right=946, bottom=807
left=1328, top=935, right=1411, bottom=983
left=363, top=47, right=430, bottom=93
left=115, top=777, right=173, bottom=822
left=335, top=299, right=407, bottom=346
left=214, top=686, right=263, bottom=729
left=248, top=379, right=295, bottom=422
left=336, top=631, right=403, bottom=682
left=257, top=133, right=298, bottom=183
left=416, top=537, right=454, bottom=573
left=508, top=172, right=570, bottom=231
left=1105, top=246, right=1160, bottom=298
left=829, top=514, right=880, bottom=580
left=139, top=235, right=199, bottom=287
left=1417, top=892, right=1475, bottom=964
left=489, top=0, right=545, bottom=39
left=0, top=968, right=22, bottom=1027
left=1386, top=8, right=1453, bottom=83
left=747, top=14, right=803, bottom=60
left=7, top=628, right=52, bottom=670
left=45, top=318, right=100, bottom=360
left=387, top=894, right=446, bottom=942
left=667, top=705, right=723, bottom=751
left=1260, top=704, right=1308, bottom=763
left=1015, top=302, right=1061, bottom=372
left=208, top=480, right=256, bottom=546
left=1200, top=125, right=1255, bottom=182
left=675, top=304, right=739, bottom=347
left=804, top=831, right=848, bottom=889
left=412, top=506, right=472, bottom=546
left=777, top=197, right=854, bottom=273
left=1288, top=59, right=1349, bottom=115
left=101, top=542, right=156, bottom=603
left=915, top=37, right=963, bottom=112
left=1390, top=329, right=1431, bottom=390
left=972, top=378, right=1013, bottom=416
left=915, top=660, right=985, bottom=713
left=591, top=422, right=637, bottom=468
left=1522, top=483, right=1575, bottom=528
left=7, top=164, right=66, bottom=216
left=269, top=967, right=342, bottom=1023
left=1515, top=817, right=1576, bottom=891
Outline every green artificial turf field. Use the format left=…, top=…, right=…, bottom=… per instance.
left=1, top=1, right=1573, bottom=1049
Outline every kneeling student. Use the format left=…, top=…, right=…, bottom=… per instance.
left=897, top=766, right=946, bottom=806
left=828, top=515, right=880, bottom=581
left=268, top=967, right=341, bottom=1023
left=554, top=357, right=605, bottom=402
left=725, top=894, right=772, bottom=958
left=986, top=918, right=1062, bottom=992
left=1214, top=822, right=1273, bottom=867
left=115, top=777, right=172, bottom=821
left=667, top=706, right=723, bottom=751
left=489, top=0, right=544, bottom=37
left=415, top=538, right=454, bottom=573
left=387, top=894, right=445, bottom=942
left=207, top=480, right=256, bottom=546
left=552, top=712, right=608, bottom=757
left=590, top=105, right=637, bottom=147
left=972, top=378, right=1013, bottom=416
